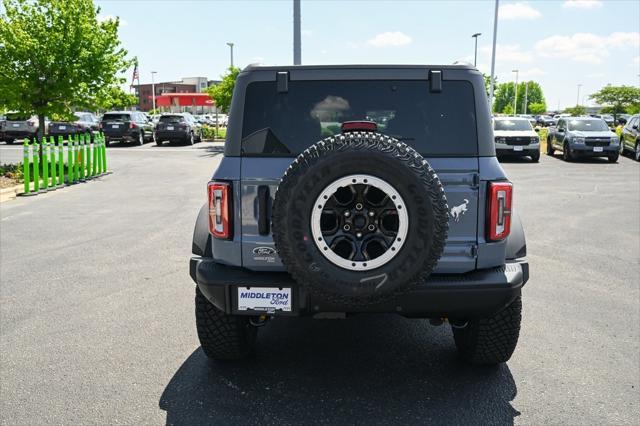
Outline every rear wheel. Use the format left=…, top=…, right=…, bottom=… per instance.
left=562, top=142, right=573, bottom=162
left=452, top=296, right=522, bottom=365
left=546, top=138, right=554, bottom=156
left=635, top=141, right=640, bottom=162
left=4, top=138, right=14, bottom=145
left=187, top=132, right=195, bottom=146
left=105, top=137, right=111, bottom=147
left=195, top=287, right=257, bottom=360
left=138, top=131, right=144, bottom=146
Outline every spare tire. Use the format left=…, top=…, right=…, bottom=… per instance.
left=272, top=131, right=449, bottom=306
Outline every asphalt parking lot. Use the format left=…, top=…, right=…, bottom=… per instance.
left=0, top=142, right=638, bottom=424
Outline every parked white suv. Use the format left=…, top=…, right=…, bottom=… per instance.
left=493, top=117, right=540, bottom=162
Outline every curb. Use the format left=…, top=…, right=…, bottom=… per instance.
left=0, top=183, right=24, bottom=203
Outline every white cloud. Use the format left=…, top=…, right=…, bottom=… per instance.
left=499, top=2, right=542, bottom=20
left=587, top=72, right=605, bottom=78
left=520, top=67, right=546, bottom=77
left=535, top=32, right=640, bottom=63
left=366, top=31, right=412, bottom=47
left=97, top=14, right=127, bottom=27
left=251, top=56, right=265, bottom=63
left=481, top=43, right=533, bottom=63
left=302, top=30, right=313, bottom=37
left=562, top=0, right=602, bottom=9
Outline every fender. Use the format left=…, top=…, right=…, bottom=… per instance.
left=506, top=210, right=526, bottom=259
left=192, top=203, right=212, bottom=257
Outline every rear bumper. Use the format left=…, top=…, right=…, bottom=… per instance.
left=4, top=130, right=35, bottom=139
left=189, top=257, right=529, bottom=318
left=155, top=130, right=188, bottom=141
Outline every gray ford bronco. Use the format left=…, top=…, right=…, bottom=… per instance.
left=190, top=64, right=529, bottom=365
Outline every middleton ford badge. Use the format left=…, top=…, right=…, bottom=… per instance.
left=237, top=287, right=292, bottom=312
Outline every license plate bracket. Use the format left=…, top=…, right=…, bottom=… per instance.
left=593, top=146, right=603, bottom=152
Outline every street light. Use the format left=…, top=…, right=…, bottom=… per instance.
left=488, top=0, right=499, bottom=113
left=151, top=71, right=157, bottom=113
left=471, top=33, right=481, bottom=67
left=576, top=84, right=582, bottom=106
left=226, top=42, right=234, bottom=68
left=512, top=69, right=519, bottom=116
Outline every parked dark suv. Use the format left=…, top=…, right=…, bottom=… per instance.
left=49, top=112, right=99, bottom=140
left=100, top=111, right=154, bottom=146
left=154, top=113, right=203, bottom=145
left=620, top=114, right=639, bottom=161
left=190, top=65, right=529, bottom=365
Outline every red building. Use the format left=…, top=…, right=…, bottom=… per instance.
left=155, top=93, right=215, bottom=112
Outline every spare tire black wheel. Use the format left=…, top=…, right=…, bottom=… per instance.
left=272, top=131, right=449, bottom=306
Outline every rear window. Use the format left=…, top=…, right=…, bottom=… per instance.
left=494, top=119, right=532, bottom=131
left=6, top=113, right=30, bottom=121
left=159, top=115, right=185, bottom=123
left=241, top=80, right=478, bottom=156
left=102, top=113, right=130, bottom=121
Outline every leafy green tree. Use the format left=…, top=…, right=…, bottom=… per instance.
left=589, top=85, right=640, bottom=120
left=528, top=102, right=546, bottom=115
left=493, top=81, right=546, bottom=114
left=0, top=0, right=131, bottom=139
left=564, top=105, right=586, bottom=116
left=96, top=86, right=138, bottom=111
left=205, top=67, right=240, bottom=114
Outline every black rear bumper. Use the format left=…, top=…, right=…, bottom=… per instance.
left=189, top=258, right=529, bottom=318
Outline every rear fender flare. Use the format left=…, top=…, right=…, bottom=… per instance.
left=192, top=203, right=212, bottom=257
left=506, top=210, right=526, bottom=259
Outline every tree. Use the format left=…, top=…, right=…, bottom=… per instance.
left=205, top=67, right=240, bottom=114
left=493, top=81, right=546, bottom=114
left=528, top=102, right=546, bottom=115
left=564, top=105, right=586, bottom=116
left=589, top=85, right=640, bottom=120
left=96, top=86, right=138, bottom=111
left=0, top=0, right=131, bottom=140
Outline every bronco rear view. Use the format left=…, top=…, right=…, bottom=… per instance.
left=189, top=64, right=529, bottom=365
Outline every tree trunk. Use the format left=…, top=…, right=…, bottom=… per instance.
left=37, top=114, right=46, bottom=143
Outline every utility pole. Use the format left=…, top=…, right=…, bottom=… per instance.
left=151, top=71, right=157, bottom=113
left=512, top=69, right=519, bottom=116
left=472, top=33, right=481, bottom=67
left=488, top=0, right=499, bottom=113
left=226, top=42, right=234, bottom=68
left=523, top=81, right=528, bottom=114
left=576, top=84, right=582, bottom=106
left=293, top=0, right=301, bottom=65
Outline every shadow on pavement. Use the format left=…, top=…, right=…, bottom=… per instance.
left=160, top=315, right=519, bottom=425
left=545, top=152, right=613, bottom=164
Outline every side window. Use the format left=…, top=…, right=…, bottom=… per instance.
left=557, top=120, right=564, bottom=130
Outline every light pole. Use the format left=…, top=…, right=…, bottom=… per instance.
left=293, top=0, right=301, bottom=65
left=523, top=81, right=529, bottom=114
left=512, top=69, right=519, bottom=116
left=488, top=0, right=499, bottom=113
left=472, top=33, right=481, bottom=67
left=576, top=84, right=582, bottom=106
left=151, top=71, right=157, bottom=113
left=226, top=42, right=234, bottom=68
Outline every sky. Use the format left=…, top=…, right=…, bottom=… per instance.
left=96, top=0, right=640, bottom=110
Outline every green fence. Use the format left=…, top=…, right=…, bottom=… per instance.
left=21, top=132, right=109, bottom=196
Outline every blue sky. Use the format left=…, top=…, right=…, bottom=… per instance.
left=96, top=0, right=640, bottom=110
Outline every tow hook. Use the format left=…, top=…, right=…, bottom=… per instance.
left=249, top=315, right=270, bottom=327
left=450, top=319, right=469, bottom=329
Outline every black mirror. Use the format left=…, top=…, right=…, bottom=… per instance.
left=534, top=128, right=540, bottom=133
left=633, top=124, right=638, bottom=130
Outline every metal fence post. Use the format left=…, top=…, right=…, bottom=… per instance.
left=33, top=138, right=40, bottom=192
left=23, top=139, right=30, bottom=194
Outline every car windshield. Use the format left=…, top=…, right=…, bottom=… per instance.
left=102, top=113, right=130, bottom=121
left=242, top=80, right=478, bottom=156
left=494, top=119, right=532, bottom=131
left=567, top=119, right=609, bottom=131
left=159, top=115, right=185, bottom=123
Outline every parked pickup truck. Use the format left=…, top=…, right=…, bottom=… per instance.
left=547, top=117, right=620, bottom=162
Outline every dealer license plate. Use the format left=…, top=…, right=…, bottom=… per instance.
left=237, top=287, right=292, bottom=312
left=59, top=125, right=66, bottom=130
left=12, top=123, right=19, bottom=127
left=167, top=126, right=174, bottom=131
left=593, top=146, right=603, bottom=152
left=111, top=124, right=119, bottom=129
left=513, top=145, right=523, bottom=151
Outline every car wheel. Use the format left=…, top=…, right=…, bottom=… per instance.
left=195, top=287, right=257, bottom=360
left=105, top=138, right=111, bottom=147
left=608, top=152, right=619, bottom=163
left=562, top=143, right=573, bottom=162
left=4, top=138, right=14, bottom=145
left=635, top=141, right=640, bottom=162
left=138, top=131, right=144, bottom=146
left=546, top=138, right=554, bottom=156
left=530, top=150, right=540, bottom=162
left=188, top=132, right=195, bottom=146
left=272, top=131, right=449, bottom=306
left=452, top=296, right=522, bottom=365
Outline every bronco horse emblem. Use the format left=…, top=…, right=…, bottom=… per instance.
left=450, top=199, right=469, bottom=223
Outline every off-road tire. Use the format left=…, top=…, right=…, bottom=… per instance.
left=530, top=150, right=540, bottom=162
left=452, top=296, right=522, bottom=365
left=272, top=131, right=449, bottom=306
left=195, top=287, right=257, bottom=360
left=546, top=138, right=554, bottom=156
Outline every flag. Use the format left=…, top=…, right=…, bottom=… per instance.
left=131, top=59, right=139, bottom=87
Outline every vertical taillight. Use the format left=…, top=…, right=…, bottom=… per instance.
left=487, top=182, right=513, bottom=241
left=208, top=181, right=232, bottom=239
